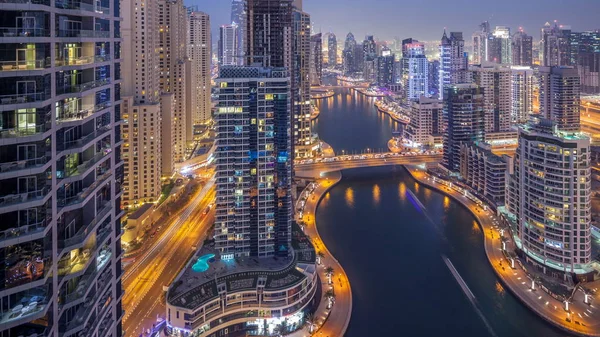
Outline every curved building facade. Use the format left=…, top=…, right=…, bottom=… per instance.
left=166, top=238, right=317, bottom=337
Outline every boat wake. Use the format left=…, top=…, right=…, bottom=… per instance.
left=443, top=256, right=498, bottom=337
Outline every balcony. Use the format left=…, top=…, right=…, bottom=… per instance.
left=61, top=150, right=111, bottom=181
left=57, top=78, right=111, bottom=95
left=0, top=59, right=49, bottom=72
left=57, top=171, right=111, bottom=208
left=0, top=27, right=50, bottom=38
left=57, top=125, right=111, bottom=153
left=0, top=0, right=50, bottom=4
left=0, top=217, right=49, bottom=247
left=62, top=290, right=99, bottom=335
left=0, top=122, right=51, bottom=139
left=0, top=92, right=48, bottom=105
left=0, top=186, right=49, bottom=210
left=55, top=54, right=111, bottom=67
left=58, top=201, right=111, bottom=251
left=0, top=155, right=50, bottom=177
left=57, top=101, right=111, bottom=124
left=0, top=291, right=49, bottom=329
left=57, top=29, right=110, bottom=39
left=63, top=261, right=111, bottom=311
left=55, top=0, right=110, bottom=14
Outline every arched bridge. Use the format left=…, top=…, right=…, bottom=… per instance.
left=294, top=152, right=442, bottom=178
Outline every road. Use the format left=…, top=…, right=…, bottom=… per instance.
left=407, top=167, right=600, bottom=337
left=289, top=171, right=352, bottom=337
left=122, top=180, right=216, bottom=337
left=295, top=154, right=442, bottom=177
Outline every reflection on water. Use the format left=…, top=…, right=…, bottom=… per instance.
left=472, top=220, right=481, bottom=233
left=414, top=181, right=419, bottom=192
left=398, top=182, right=406, bottom=202
left=345, top=187, right=354, bottom=207
left=372, top=184, right=380, bottom=205
left=495, top=280, right=505, bottom=295
left=443, top=196, right=450, bottom=210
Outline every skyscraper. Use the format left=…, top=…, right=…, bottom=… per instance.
left=122, top=0, right=163, bottom=206
left=328, top=32, right=338, bottom=66
left=231, top=0, right=246, bottom=63
left=572, top=30, right=600, bottom=94
left=165, top=66, right=317, bottom=337
left=404, top=97, right=444, bottom=146
left=158, top=0, right=190, bottom=170
left=310, top=33, right=323, bottom=86
left=343, top=32, right=357, bottom=74
left=214, top=66, right=291, bottom=257
left=188, top=11, right=212, bottom=126
left=511, top=29, right=533, bottom=66
left=538, top=66, right=581, bottom=132
left=439, top=31, right=469, bottom=99
left=363, top=35, right=376, bottom=58
left=375, top=52, right=395, bottom=87
left=0, top=1, right=123, bottom=336
left=246, top=0, right=293, bottom=68
left=442, top=84, right=486, bottom=172
left=402, top=39, right=429, bottom=101
left=472, top=21, right=491, bottom=64
left=505, top=120, right=592, bottom=279
left=292, top=3, right=312, bottom=157
left=428, top=60, right=440, bottom=96
left=510, top=66, right=535, bottom=124
left=541, top=21, right=572, bottom=67
left=353, top=43, right=364, bottom=75
left=488, top=26, right=512, bottom=64
left=471, top=63, right=512, bottom=133
left=219, top=23, right=240, bottom=66
left=246, top=0, right=294, bottom=255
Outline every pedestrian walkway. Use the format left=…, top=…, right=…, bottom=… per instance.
left=288, top=171, right=352, bottom=337
left=406, top=166, right=600, bottom=337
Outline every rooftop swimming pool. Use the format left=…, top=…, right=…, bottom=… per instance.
left=192, top=254, right=215, bottom=273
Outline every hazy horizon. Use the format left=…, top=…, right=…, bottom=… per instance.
left=189, top=0, right=600, bottom=43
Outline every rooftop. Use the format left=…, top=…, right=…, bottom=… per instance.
left=127, top=203, right=154, bottom=220
left=167, top=223, right=315, bottom=310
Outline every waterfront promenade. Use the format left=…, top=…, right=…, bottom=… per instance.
left=405, top=166, right=600, bottom=337
left=289, top=171, right=352, bottom=337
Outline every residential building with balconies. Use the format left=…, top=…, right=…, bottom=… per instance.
left=0, top=0, right=124, bottom=335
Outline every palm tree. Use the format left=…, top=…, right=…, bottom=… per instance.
left=304, top=313, right=316, bottom=334
left=324, top=266, right=334, bottom=284
left=324, top=289, right=336, bottom=309
left=316, top=251, right=325, bottom=265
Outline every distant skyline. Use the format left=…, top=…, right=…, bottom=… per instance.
left=189, top=0, right=600, bottom=43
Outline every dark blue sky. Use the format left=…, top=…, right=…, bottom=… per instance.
left=189, top=0, right=600, bottom=41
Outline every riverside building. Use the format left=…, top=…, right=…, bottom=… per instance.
left=504, top=120, right=593, bottom=280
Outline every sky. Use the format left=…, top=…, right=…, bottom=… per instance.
left=188, top=0, right=600, bottom=42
